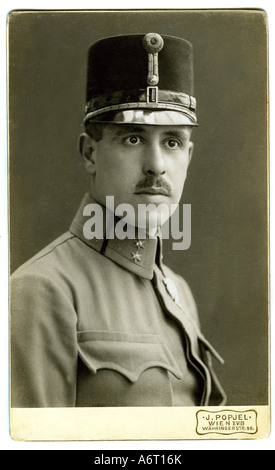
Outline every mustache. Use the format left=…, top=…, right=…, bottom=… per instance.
left=135, top=175, right=172, bottom=195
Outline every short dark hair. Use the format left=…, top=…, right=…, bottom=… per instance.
left=85, top=111, right=119, bottom=141
left=85, top=121, right=106, bottom=142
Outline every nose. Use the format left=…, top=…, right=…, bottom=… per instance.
left=142, top=142, right=166, bottom=176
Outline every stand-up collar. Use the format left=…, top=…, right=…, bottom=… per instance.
left=69, top=193, right=160, bottom=280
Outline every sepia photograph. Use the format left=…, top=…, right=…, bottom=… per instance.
left=8, top=8, right=270, bottom=441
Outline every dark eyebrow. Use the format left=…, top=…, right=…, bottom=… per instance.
left=110, top=125, right=147, bottom=137
left=108, top=125, right=191, bottom=140
left=161, top=129, right=189, bottom=141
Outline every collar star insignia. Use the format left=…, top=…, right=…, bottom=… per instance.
left=135, top=240, right=145, bottom=249
left=131, top=252, right=142, bottom=263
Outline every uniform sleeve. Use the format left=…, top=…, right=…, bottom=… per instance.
left=10, top=272, right=78, bottom=407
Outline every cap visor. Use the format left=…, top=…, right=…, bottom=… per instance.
left=88, top=109, right=197, bottom=126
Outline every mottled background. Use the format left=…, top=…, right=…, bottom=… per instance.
left=9, top=10, right=269, bottom=405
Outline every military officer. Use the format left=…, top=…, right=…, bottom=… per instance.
left=11, top=33, right=227, bottom=407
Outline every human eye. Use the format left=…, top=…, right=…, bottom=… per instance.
left=163, top=138, right=182, bottom=150
left=123, top=135, right=144, bottom=146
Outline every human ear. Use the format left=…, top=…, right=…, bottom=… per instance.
left=78, top=132, right=97, bottom=175
left=188, top=141, right=194, bottom=165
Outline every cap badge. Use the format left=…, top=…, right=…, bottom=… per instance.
left=143, top=33, right=164, bottom=104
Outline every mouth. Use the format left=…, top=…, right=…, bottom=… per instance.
left=134, top=186, right=170, bottom=196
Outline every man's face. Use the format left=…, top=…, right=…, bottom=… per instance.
left=83, top=123, right=194, bottom=230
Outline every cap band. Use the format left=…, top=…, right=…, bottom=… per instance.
left=84, top=89, right=197, bottom=124
left=87, top=109, right=198, bottom=126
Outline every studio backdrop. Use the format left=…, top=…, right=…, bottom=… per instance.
left=9, top=9, right=269, bottom=406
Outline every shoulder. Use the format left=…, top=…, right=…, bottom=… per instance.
left=10, top=233, right=82, bottom=326
left=10, top=231, right=108, bottom=306
left=11, top=231, right=102, bottom=284
left=11, top=232, right=85, bottom=302
left=12, top=232, right=76, bottom=278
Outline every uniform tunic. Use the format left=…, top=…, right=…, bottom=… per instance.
left=11, top=194, right=226, bottom=407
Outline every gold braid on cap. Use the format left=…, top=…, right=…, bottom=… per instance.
left=142, top=33, right=164, bottom=105
left=142, top=33, right=164, bottom=86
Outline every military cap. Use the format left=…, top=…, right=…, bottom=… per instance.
left=84, top=33, right=198, bottom=126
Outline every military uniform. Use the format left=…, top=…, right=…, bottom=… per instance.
left=11, top=194, right=226, bottom=407
left=11, top=33, right=227, bottom=407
